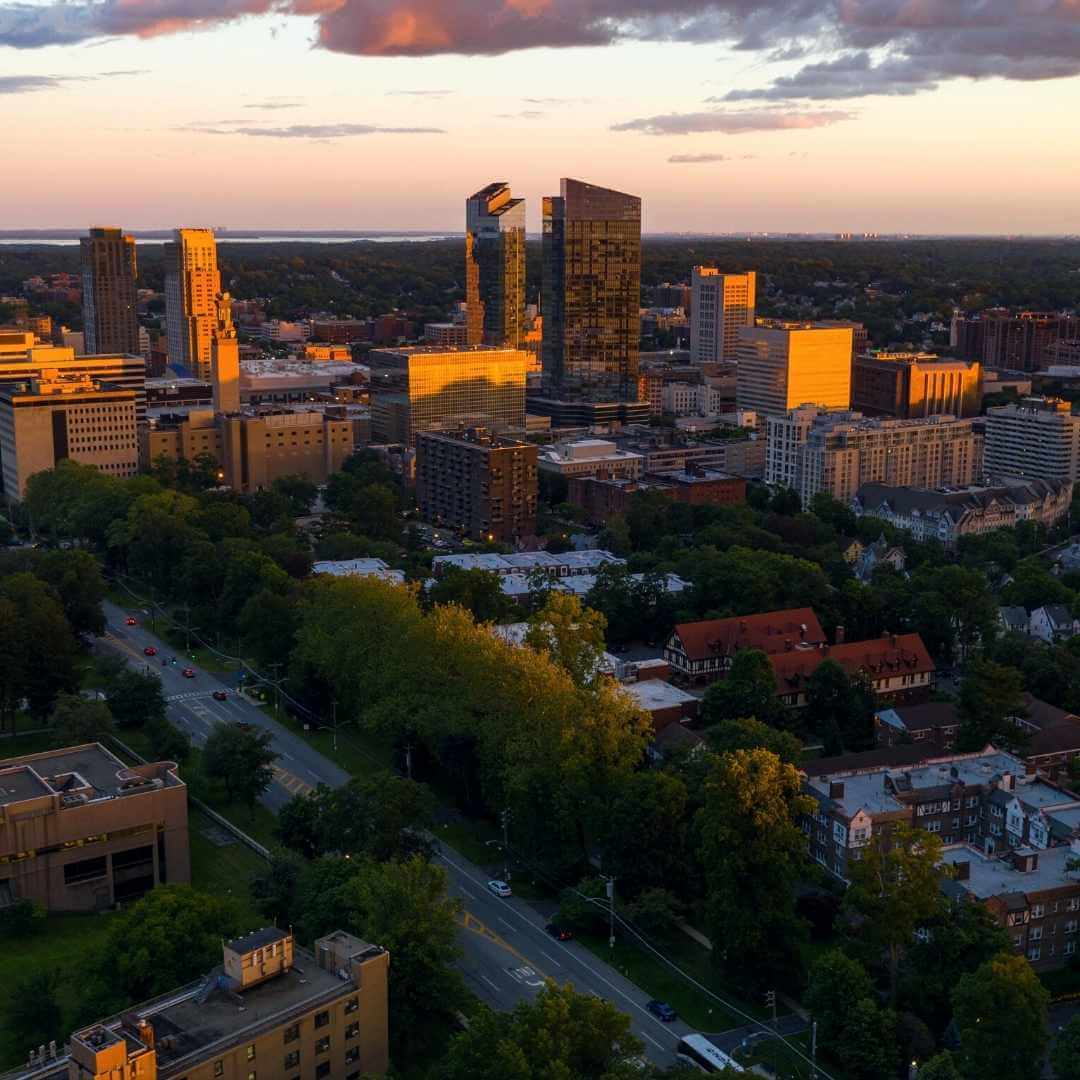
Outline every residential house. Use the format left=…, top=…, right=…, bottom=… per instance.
left=1030, top=605, right=1080, bottom=643
left=876, top=702, right=962, bottom=751
left=998, top=605, right=1030, bottom=636
left=853, top=535, right=907, bottom=583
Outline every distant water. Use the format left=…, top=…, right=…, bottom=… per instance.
left=0, top=233, right=459, bottom=246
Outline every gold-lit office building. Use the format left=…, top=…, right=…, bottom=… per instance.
left=368, top=345, right=527, bottom=445
left=735, top=321, right=854, bottom=417
left=164, top=228, right=229, bottom=382
left=853, top=352, right=982, bottom=419
left=80, top=227, right=140, bottom=356
left=541, top=178, right=641, bottom=402
left=466, top=182, right=526, bottom=348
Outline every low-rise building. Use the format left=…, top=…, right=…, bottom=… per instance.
left=1030, top=605, right=1080, bottom=643
left=0, top=742, right=189, bottom=912
left=312, top=558, right=406, bottom=585
left=999, top=605, right=1031, bottom=635
left=537, top=438, right=644, bottom=481
left=431, top=549, right=625, bottom=578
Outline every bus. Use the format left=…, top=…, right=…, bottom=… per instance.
left=675, top=1034, right=745, bottom=1074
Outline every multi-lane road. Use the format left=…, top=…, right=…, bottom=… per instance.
left=99, top=600, right=700, bottom=1067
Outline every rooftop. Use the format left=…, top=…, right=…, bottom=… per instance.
left=622, top=680, right=698, bottom=713
left=877, top=701, right=960, bottom=734
left=770, top=633, right=934, bottom=688
left=671, top=608, right=826, bottom=663
left=941, top=843, right=1078, bottom=899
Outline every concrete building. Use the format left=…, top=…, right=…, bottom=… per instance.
left=689, top=268, right=755, bottom=364
left=735, top=321, right=853, bottom=417
left=953, top=309, right=1080, bottom=372
left=466, top=182, right=526, bottom=348
left=985, top=398, right=1080, bottom=483
left=164, top=228, right=229, bottom=381
left=765, top=403, right=824, bottom=492
left=7, top=928, right=389, bottom=1079
left=369, top=345, right=528, bottom=445
left=312, top=558, right=405, bottom=585
left=210, top=295, right=240, bottom=415
left=0, top=373, right=139, bottom=498
left=537, top=438, right=644, bottom=481
left=0, top=742, right=189, bottom=912
left=423, top=322, right=469, bottom=349
left=80, top=227, right=139, bottom=356
left=852, top=351, right=982, bottom=419
left=417, top=428, right=538, bottom=542
left=310, top=319, right=370, bottom=345
left=567, top=465, right=745, bottom=524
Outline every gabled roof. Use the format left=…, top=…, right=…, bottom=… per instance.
left=998, top=605, right=1029, bottom=630
left=885, top=701, right=959, bottom=733
left=1037, top=604, right=1076, bottom=628
left=669, top=608, right=826, bottom=663
left=770, top=633, right=935, bottom=690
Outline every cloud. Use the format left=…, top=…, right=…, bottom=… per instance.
left=668, top=153, right=730, bottom=163
left=613, top=106, right=854, bottom=135
left=196, top=121, right=447, bottom=138
left=243, top=100, right=305, bottom=109
left=385, top=88, right=452, bottom=97
left=0, top=70, right=141, bottom=94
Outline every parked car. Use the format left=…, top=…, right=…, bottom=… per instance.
left=143, top=646, right=157, bottom=656
left=181, top=668, right=196, bottom=678
left=646, top=1000, right=677, bottom=1022
left=487, top=880, right=512, bottom=898
left=545, top=922, right=573, bottom=941
left=212, top=690, right=228, bottom=701
left=125, top=617, right=137, bottom=626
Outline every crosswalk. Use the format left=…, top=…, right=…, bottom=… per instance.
left=165, top=690, right=213, bottom=703
left=272, top=765, right=314, bottom=797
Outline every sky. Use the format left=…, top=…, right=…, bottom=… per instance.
left=2, top=1, right=1080, bottom=234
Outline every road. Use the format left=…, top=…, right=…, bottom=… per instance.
left=99, top=600, right=701, bottom=1067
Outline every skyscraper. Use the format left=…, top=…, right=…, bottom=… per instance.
left=690, top=268, right=756, bottom=364
left=466, top=183, right=526, bottom=348
left=211, top=293, right=240, bottom=415
left=164, top=228, right=229, bottom=381
left=80, top=227, right=139, bottom=355
left=541, top=178, right=641, bottom=403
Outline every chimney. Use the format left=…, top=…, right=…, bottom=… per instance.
left=835, top=625, right=845, bottom=644
left=1002, top=772, right=1015, bottom=792
left=137, top=1020, right=155, bottom=1049
left=829, top=781, right=845, bottom=800
left=954, top=860, right=970, bottom=881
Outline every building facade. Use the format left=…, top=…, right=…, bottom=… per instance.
left=164, top=228, right=229, bottom=381
left=537, top=438, right=644, bottom=481
left=735, top=321, right=854, bottom=417
left=0, top=743, right=189, bottom=912
left=953, top=309, right=1080, bottom=372
left=466, top=182, right=526, bottom=349
left=689, top=268, right=756, bottom=365
left=541, top=178, right=641, bottom=403
left=852, top=352, right=982, bottom=419
left=80, top=227, right=139, bottom=356
left=417, top=428, right=538, bottom=542
left=984, top=398, right=1080, bottom=484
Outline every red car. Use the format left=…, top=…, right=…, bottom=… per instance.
left=125, top=617, right=137, bottom=626
left=143, top=646, right=157, bottom=656
left=212, top=690, right=228, bottom=701
left=182, top=668, right=196, bottom=678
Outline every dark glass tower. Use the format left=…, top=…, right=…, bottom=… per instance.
left=541, top=178, right=641, bottom=402
left=80, top=227, right=139, bottom=355
left=466, top=182, right=526, bottom=349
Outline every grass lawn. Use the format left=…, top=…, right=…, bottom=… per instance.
left=734, top=1032, right=817, bottom=1080
left=188, top=808, right=267, bottom=926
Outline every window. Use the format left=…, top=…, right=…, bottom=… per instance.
left=316, top=1037, right=330, bottom=1055
left=214, top=1064, right=223, bottom=1078
left=284, top=1052, right=300, bottom=1070
left=64, top=855, right=108, bottom=886
left=1031, top=926, right=1043, bottom=941
left=926, top=821, right=941, bottom=833
left=1068, top=898, right=1080, bottom=912
left=284, top=1024, right=300, bottom=1044
left=1067, top=941, right=1077, bottom=956
left=345, top=1046, right=360, bottom=1065
left=952, top=817, right=961, bottom=830
left=316, top=1065, right=331, bottom=1080
left=1028, top=945, right=1041, bottom=961
left=344, top=996, right=359, bottom=1014
left=1032, top=904, right=1045, bottom=919
left=1066, top=920, right=1078, bottom=934
left=315, top=1011, right=330, bottom=1029
left=345, top=1021, right=360, bottom=1039
left=247, top=1073, right=255, bottom=1080
left=246, top=1046, right=255, bottom=1062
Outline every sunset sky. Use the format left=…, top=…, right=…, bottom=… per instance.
left=3, top=1, right=1079, bottom=234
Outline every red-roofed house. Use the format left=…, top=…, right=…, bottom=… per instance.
left=770, top=632, right=935, bottom=708
left=664, top=608, right=826, bottom=685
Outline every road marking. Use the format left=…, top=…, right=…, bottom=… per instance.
left=460, top=888, right=477, bottom=901
left=641, top=1032, right=665, bottom=1051
left=271, top=765, right=314, bottom=796
left=538, top=948, right=562, bottom=967
left=498, top=917, right=516, bottom=933
left=480, top=974, right=500, bottom=992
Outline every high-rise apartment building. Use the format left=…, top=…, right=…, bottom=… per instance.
left=368, top=345, right=528, bottom=445
left=689, top=268, right=756, bottom=364
left=985, top=398, right=1080, bottom=483
left=852, top=352, right=982, bottom=419
left=736, top=321, right=853, bottom=417
left=80, top=227, right=139, bottom=356
left=9, top=929, right=389, bottom=1079
left=0, top=372, right=139, bottom=498
left=466, top=182, right=526, bottom=349
left=541, top=178, right=641, bottom=403
left=951, top=309, right=1080, bottom=372
left=164, top=228, right=230, bottom=381
left=765, top=403, right=824, bottom=492
left=417, top=428, right=538, bottom=542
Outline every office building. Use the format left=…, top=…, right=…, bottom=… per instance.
left=80, top=227, right=139, bottom=356
left=8, top=929, right=389, bottom=1078
left=368, top=345, right=527, bottom=445
left=541, top=178, right=641, bottom=402
left=0, top=742, right=189, bottom=912
left=985, top=398, right=1080, bottom=483
left=952, top=309, right=1080, bottom=372
left=210, top=295, right=240, bottom=414
left=164, top=228, right=229, bottom=381
left=689, top=268, right=755, bottom=364
left=0, top=373, right=139, bottom=498
left=466, top=182, right=526, bottom=349
left=735, top=321, right=853, bottom=417
left=310, top=318, right=370, bottom=345
left=852, top=351, right=982, bottom=419
left=537, top=438, right=644, bottom=481
left=417, top=428, right=538, bottom=542
left=424, top=322, right=470, bottom=349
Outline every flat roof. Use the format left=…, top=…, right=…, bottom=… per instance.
left=623, top=681, right=698, bottom=711
left=0, top=765, right=51, bottom=805
left=941, top=843, right=1076, bottom=899
left=226, top=927, right=289, bottom=953
left=806, top=770, right=906, bottom=817
left=898, top=751, right=1025, bottom=792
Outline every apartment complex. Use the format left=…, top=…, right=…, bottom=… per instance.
left=952, top=309, right=1080, bottom=372
left=689, top=268, right=756, bottom=364
left=0, top=373, right=139, bottom=498
left=80, top=227, right=139, bottom=356
left=541, top=178, right=641, bottom=403
left=567, top=465, right=745, bottom=524
left=984, top=398, right=1080, bottom=483
left=852, top=351, right=982, bottom=419
left=368, top=345, right=527, bottom=445
left=9, top=929, right=389, bottom=1079
left=164, top=228, right=230, bottom=381
left=416, top=428, right=538, bottom=542
left=735, top=321, right=853, bottom=417
left=466, top=182, right=526, bottom=348
left=853, top=478, right=1072, bottom=548
left=0, top=742, right=189, bottom=913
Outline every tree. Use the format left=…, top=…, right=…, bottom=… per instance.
left=33, top=549, right=106, bottom=636
left=145, top=716, right=191, bottom=763
left=956, top=659, right=1028, bottom=752
left=251, top=850, right=307, bottom=928
left=271, top=473, right=318, bottom=516
left=952, top=952, right=1049, bottom=1080
left=201, top=723, right=276, bottom=811
left=917, top=1052, right=962, bottom=1080
left=833, top=998, right=898, bottom=1080
left=803, top=659, right=876, bottom=754
left=51, top=693, right=114, bottom=744
left=1051, top=1015, right=1080, bottom=1080
left=1, top=969, right=64, bottom=1058
left=622, top=888, right=684, bottom=940
left=805, top=948, right=876, bottom=1049
left=526, top=591, right=607, bottom=689
left=844, top=824, right=944, bottom=1001
left=428, top=568, right=515, bottom=624
left=103, top=667, right=166, bottom=730
left=705, top=716, right=801, bottom=765
left=700, top=648, right=780, bottom=727
left=237, top=588, right=299, bottom=668
left=696, top=748, right=812, bottom=987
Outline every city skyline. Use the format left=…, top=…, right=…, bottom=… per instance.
left=2, top=3, right=1080, bottom=234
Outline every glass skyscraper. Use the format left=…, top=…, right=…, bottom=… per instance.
left=466, top=183, right=526, bottom=349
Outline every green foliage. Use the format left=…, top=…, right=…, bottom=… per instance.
left=805, top=948, right=876, bottom=1048
left=622, top=887, right=684, bottom=940
left=956, top=658, right=1028, bottom=752
left=803, top=660, right=876, bottom=754
left=917, top=1052, right=962, bottom=1080
left=202, top=723, right=277, bottom=810
left=145, top=715, right=192, bottom=763
left=704, top=716, right=801, bottom=764
left=0, top=899, right=46, bottom=939
left=237, top=588, right=299, bottom=668
left=50, top=693, right=114, bottom=744
left=1, top=969, right=64, bottom=1057
left=584, top=564, right=676, bottom=646
left=701, top=648, right=780, bottom=728
left=428, top=568, right=515, bottom=624
left=103, top=667, right=166, bottom=730
left=526, top=591, right=608, bottom=689
left=1051, top=1015, right=1080, bottom=1080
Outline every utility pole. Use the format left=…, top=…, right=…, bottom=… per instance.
left=810, top=1019, right=818, bottom=1080
left=606, top=876, right=616, bottom=949
left=765, top=989, right=778, bottom=1076
left=501, top=808, right=511, bottom=882
left=404, top=742, right=413, bottom=780
left=331, top=699, right=338, bottom=752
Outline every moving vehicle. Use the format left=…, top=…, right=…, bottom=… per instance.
left=646, top=1000, right=677, bottom=1022
left=143, top=646, right=157, bottom=656
left=487, top=879, right=512, bottom=898
left=675, top=1035, right=744, bottom=1073
left=212, top=690, right=228, bottom=701
left=125, top=617, right=137, bottom=626
left=545, top=922, right=573, bottom=941
left=181, top=668, right=196, bottom=678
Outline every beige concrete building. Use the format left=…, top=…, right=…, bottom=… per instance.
left=165, top=228, right=229, bottom=381
left=80, top=227, right=140, bottom=356
left=690, top=268, right=756, bottom=364
left=141, top=409, right=222, bottom=469
left=9, top=928, right=389, bottom=1079
left=985, top=398, right=1080, bottom=484
left=210, top=295, right=240, bottom=415
left=0, top=372, right=139, bottom=499
left=0, top=742, right=189, bottom=913
left=736, top=321, right=853, bottom=417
